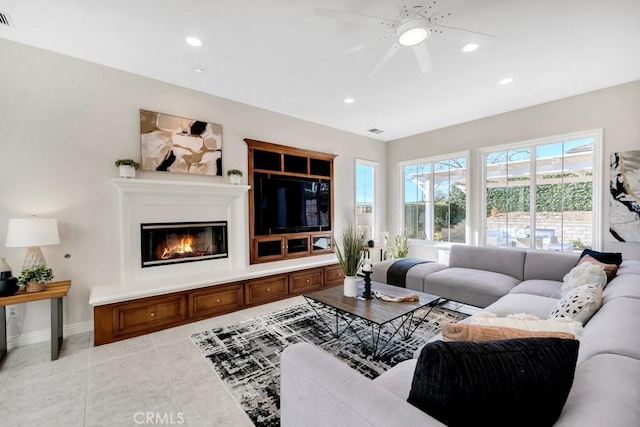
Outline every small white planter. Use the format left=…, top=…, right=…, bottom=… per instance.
left=343, top=276, right=358, bottom=297
left=228, top=174, right=241, bottom=185
left=119, top=165, right=136, bottom=179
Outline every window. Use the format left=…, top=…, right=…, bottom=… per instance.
left=356, top=160, right=377, bottom=243
left=483, top=130, right=601, bottom=252
left=402, top=154, right=468, bottom=243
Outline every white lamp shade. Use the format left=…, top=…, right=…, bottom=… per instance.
left=6, top=218, right=60, bottom=247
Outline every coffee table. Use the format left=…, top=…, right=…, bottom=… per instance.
left=304, top=281, right=442, bottom=358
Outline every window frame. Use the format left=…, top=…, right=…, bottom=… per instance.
left=478, top=129, right=603, bottom=251
left=355, top=158, right=379, bottom=244
left=398, top=151, right=470, bottom=245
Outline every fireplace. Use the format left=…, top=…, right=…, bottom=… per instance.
left=140, top=221, right=228, bottom=268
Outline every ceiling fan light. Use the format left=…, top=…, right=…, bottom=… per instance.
left=398, top=28, right=428, bottom=47
left=462, top=43, right=479, bottom=53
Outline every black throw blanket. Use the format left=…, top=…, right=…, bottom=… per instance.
left=386, top=258, right=431, bottom=288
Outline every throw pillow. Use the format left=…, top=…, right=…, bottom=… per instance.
left=472, top=311, right=584, bottom=337
left=578, top=254, right=618, bottom=282
left=561, top=262, right=607, bottom=295
left=442, top=322, right=575, bottom=342
left=407, top=338, right=579, bottom=427
left=549, top=283, right=603, bottom=324
left=579, top=248, right=623, bottom=266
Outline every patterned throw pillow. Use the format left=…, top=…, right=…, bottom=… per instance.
left=472, top=311, right=584, bottom=337
left=549, top=283, right=603, bottom=324
left=561, top=262, right=607, bottom=295
left=442, top=322, right=575, bottom=342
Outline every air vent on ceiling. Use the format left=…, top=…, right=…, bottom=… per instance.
left=0, top=12, right=14, bottom=28
left=368, top=128, right=384, bottom=134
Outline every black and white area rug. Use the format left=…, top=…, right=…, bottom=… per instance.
left=191, top=302, right=468, bottom=426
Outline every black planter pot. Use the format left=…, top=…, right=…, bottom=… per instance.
left=0, top=273, right=19, bottom=297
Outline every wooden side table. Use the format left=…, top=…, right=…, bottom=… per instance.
left=0, top=280, right=71, bottom=362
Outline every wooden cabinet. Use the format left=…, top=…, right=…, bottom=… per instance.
left=324, top=264, right=346, bottom=287
left=94, top=264, right=340, bottom=345
left=289, top=268, right=324, bottom=294
left=108, top=293, right=187, bottom=340
left=246, top=139, right=336, bottom=264
left=189, top=282, right=243, bottom=319
left=245, top=274, right=289, bottom=305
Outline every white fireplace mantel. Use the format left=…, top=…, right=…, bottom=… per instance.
left=111, top=178, right=250, bottom=290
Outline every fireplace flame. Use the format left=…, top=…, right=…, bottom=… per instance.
left=161, top=236, right=194, bottom=259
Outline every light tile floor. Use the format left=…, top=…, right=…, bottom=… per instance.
left=0, top=296, right=307, bottom=427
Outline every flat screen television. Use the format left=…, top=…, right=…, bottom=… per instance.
left=254, top=173, right=331, bottom=235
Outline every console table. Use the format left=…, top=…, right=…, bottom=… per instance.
left=0, top=280, right=71, bottom=362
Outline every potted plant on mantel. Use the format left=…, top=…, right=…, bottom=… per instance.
left=334, top=222, right=365, bottom=297
left=115, top=159, right=140, bottom=179
left=227, top=169, right=243, bottom=185
left=18, top=265, right=54, bottom=293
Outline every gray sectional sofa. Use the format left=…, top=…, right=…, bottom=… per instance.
left=281, top=245, right=640, bottom=426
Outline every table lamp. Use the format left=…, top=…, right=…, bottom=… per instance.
left=5, top=217, right=60, bottom=270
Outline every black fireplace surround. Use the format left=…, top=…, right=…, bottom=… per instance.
left=140, top=221, right=228, bottom=267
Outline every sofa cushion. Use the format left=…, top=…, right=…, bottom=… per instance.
left=578, top=254, right=618, bottom=282
left=555, top=354, right=640, bottom=427
left=549, top=283, right=603, bottom=324
left=561, top=262, right=607, bottom=295
left=602, top=274, right=640, bottom=301
left=448, top=244, right=526, bottom=280
left=407, top=338, right=579, bottom=427
left=471, top=311, right=584, bottom=337
left=371, top=259, right=447, bottom=292
left=484, top=293, right=560, bottom=319
left=373, top=359, right=417, bottom=400
left=579, top=248, right=623, bottom=266
left=509, top=279, right=562, bottom=299
left=442, top=322, right=575, bottom=342
left=618, top=259, right=640, bottom=276
left=523, top=250, right=579, bottom=282
left=424, top=268, right=520, bottom=308
left=577, top=297, right=640, bottom=364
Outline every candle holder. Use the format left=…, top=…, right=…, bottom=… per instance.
left=362, top=270, right=374, bottom=299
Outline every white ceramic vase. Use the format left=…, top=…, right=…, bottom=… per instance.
left=229, top=174, right=241, bottom=185
left=119, top=165, right=136, bottom=179
left=343, top=275, right=358, bottom=297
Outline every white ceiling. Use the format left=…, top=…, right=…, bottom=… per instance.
left=1, top=0, right=640, bottom=142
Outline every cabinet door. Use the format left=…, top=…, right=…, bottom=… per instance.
left=112, top=294, right=187, bottom=337
left=311, top=234, right=333, bottom=254
left=289, top=268, right=324, bottom=294
left=324, top=264, right=346, bottom=287
left=189, top=283, right=244, bottom=319
left=285, top=236, right=310, bottom=257
left=253, top=237, right=285, bottom=263
left=245, top=274, right=289, bottom=305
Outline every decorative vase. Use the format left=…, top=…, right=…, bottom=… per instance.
left=343, top=275, right=358, bottom=297
left=119, top=165, right=136, bottom=179
left=26, top=281, right=45, bottom=293
left=229, top=174, right=241, bottom=185
left=0, top=258, right=19, bottom=296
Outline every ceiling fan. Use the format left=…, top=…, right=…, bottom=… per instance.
left=314, top=0, right=506, bottom=77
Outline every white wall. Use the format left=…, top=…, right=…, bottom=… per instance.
left=0, top=38, right=386, bottom=337
left=386, top=80, right=640, bottom=261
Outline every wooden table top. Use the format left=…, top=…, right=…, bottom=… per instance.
left=0, top=280, right=71, bottom=306
left=304, top=281, right=440, bottom=325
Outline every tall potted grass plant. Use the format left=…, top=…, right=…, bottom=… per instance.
left=334, top=223, right=365, bottom=297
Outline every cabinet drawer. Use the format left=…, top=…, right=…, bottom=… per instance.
left=189, top=283, right=244, bottom=319
left=112, top=294, right=187, bottom=337
left=324, top=265, right=345, bottom=287
left=289, top=269, right=323, bottom=294
left=245, top=275, right=288, bottom=305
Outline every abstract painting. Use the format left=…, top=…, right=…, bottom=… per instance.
left=610, top=150, right=640, bottom=242
left=140, top=109, right=222, bottom=176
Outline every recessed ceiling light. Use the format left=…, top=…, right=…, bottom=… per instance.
left=499, top=77, right=514, bottom=85
left=462, top=43, right=479, bottom=53
left=344, top=98, right=355, bottom=104
left=186, top=36, right=202, bottom=47
left=193, top=67, right=206, bottom=73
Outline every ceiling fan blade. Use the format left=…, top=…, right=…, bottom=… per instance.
left=428, top=0, right=508, bottom=25
left=314, top=7, right=397, bottom=27
left=429, top=23, right=498, bottom=44
left=413, top=43, right=432, bottom=73
left=366, top=43, right=400, bottom=78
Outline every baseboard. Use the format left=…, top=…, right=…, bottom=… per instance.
left=7, top=320, right=93, bottom=350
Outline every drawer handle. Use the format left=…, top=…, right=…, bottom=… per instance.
left=305, top=279, right=310, bottom=283
left=267, top=287, right=271, bottom=292
left=216, top=299, right=221, bottom=303
left=150, top=312, right=156, bottom=317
